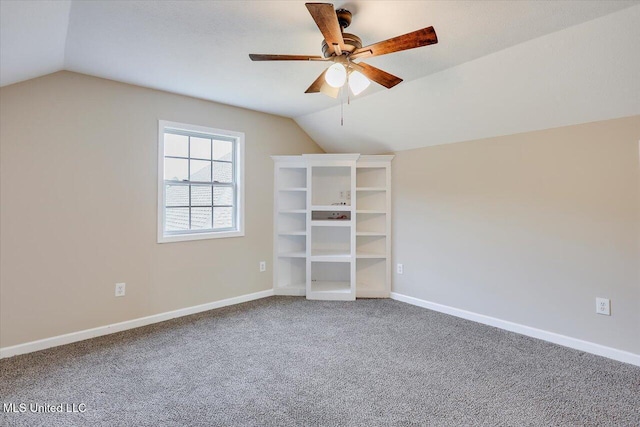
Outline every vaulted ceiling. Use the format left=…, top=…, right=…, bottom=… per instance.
left=1, top=1, right=639, bottom=153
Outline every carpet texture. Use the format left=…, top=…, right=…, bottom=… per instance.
left=1, top=297, right=639, bottom=426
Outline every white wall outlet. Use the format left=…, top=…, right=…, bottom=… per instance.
left=595, top=297, right=610, bottom=315
left=346, top=190, right=351, bottom=200
left=259, top=261, right=266, bottom=272
left=339, top=191, right=345, bottom=200
left=397, top=264, right=404, bottom=275
left=115, top=282, right=126, bottom=297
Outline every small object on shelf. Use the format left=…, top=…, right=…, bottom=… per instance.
left=328, top=213, right=349, bottom=220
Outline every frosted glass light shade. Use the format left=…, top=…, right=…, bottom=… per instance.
left=325, top=63, right=347, bottom=88
left=348, top=71, right=370, bottom=95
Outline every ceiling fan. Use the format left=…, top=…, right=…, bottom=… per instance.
left=249, top=3, right=438, bottom=98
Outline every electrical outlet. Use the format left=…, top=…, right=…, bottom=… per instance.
left=259, top=261, right=266, bottom=272
left=346, top=190, right=351, bottom=200
left=397, top=264, right=404, bottom=275
left=595, top=297, right=610, bottom=316
left=339, top=191, right=345, bottom=199
left=115, top=282, right=126, bottom=297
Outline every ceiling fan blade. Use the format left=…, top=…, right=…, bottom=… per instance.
left=305, top=69, right=340, bottom=98
left=350, top=26, right=438, bottom=59
left=249, top=54, right=325, bottom=61
left=306, top=3, right=346, bottom=53
left=352, top=62, right=403, bottom=89
left=305, top=70, right=327, bottom=93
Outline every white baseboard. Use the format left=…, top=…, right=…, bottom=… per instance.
left=0, top=289, right=275, bottom=359
left=390, top=292, right=640, bottom=367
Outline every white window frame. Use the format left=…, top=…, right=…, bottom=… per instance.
left=157, top=120, right=245, bottom=243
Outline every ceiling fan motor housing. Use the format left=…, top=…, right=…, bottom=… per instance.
left=322, top=33, right=362, bottom=57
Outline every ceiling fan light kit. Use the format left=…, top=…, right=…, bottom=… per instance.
left=249, top=2, right=438, bottom=102
left=348, top=70, right=370, bottom=96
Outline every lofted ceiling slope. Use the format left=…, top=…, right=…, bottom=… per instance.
left=1, top=1, right=639, bottom=153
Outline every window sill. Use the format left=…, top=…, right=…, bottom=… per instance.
left=157, top=230, right=244, bottom=244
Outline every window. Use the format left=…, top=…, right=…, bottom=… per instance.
left=158, top=120, right=244, bottom=243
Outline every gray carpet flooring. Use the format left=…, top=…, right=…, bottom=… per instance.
left=1, top=297, right=639, bottom=426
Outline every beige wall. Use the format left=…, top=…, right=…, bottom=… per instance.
left=0, top=71, right=323, bottom=348
left=392, top=116, right=640, bottom=354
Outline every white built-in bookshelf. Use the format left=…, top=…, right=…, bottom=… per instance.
left=272, top=154, right=393, bottom=300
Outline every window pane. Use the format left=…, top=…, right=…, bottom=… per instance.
left=166, top=184, right=188, bottom=207
left=165, top=133, right=188, bottom=157
left=190, top=137, right=211, bottom=160
left=214, top=207, right=233, bottom=229
left=190, top=160, right=211, bottom=182
left=165, top=158, right=188, bottom=181
left=213, top=161, right=233, bottom=183
left=191, top=207, right=212, bottom=230
left=213, top=187, right=233, bottom=206
left=191, top=185, right=212, bottom=206
left=213, top=140, right=233, bottom=161
left=165, top=208, right=189, bottom=231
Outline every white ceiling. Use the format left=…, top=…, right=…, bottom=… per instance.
left=1, top=1, right=639, bottom=153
